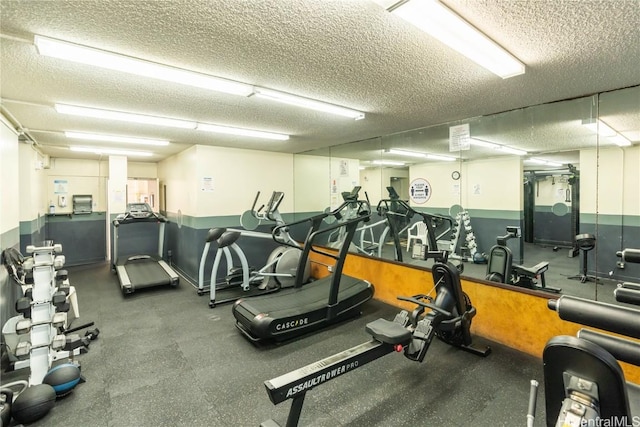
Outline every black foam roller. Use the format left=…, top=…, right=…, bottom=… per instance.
left=619, top=248, right=640, bottom=264
left=552, top=295, right=640, bottom=339
left=578, top=329, right=640, bottom=366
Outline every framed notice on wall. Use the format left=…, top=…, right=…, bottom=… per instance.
left=449, top=124, right=470, bottom=152
left=53, top=179, right=68, bottom=194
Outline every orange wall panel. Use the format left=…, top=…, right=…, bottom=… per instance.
left=308, top=250, right=640, bottom=383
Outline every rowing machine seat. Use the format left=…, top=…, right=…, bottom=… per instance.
left=365, top=318, right=412, bottom=346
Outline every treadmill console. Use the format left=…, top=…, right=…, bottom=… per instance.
left=126, top=203, right=153, bottom=219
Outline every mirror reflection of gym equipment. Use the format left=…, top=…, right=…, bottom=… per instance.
left=485, top=226, right=561, bottom=293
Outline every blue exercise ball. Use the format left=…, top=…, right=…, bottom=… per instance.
left=43, top=363, right=82, bottom=396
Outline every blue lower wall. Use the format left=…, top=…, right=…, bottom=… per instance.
left=533, top=207, right=573, bottom=246
left=40, top=212, right=107, bottom=266
left=165, top=212, right=310, bottom=287
left=580, top=215, right=640, bottom=283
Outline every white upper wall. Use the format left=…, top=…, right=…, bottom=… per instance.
left=1, top=117, right=19, bottom=239
left=37, top=158, right=158, bottom=215
left=582, top=145, right=639, bottom=217
left=18, top=143, right=45, bottom=221
left=158, top=145, right=295, bottom=217
left=461, top=156, right=522, bottom=212
left=294, top=154, right=331, bottom=213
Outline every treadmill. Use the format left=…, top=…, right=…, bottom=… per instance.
left=112, top=203, right=179, bottom=294
left=232, top=198, right=375, bottom=343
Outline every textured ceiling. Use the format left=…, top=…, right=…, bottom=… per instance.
left=1, top=0, right=639, bottom=163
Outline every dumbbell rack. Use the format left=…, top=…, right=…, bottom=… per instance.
left=13, top=243, right=71, bottom=385
left=448, top=211, right=481, bottom=261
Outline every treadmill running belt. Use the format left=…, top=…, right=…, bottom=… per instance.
left=236, top=275, right=371, bottom=320
left=233, top=274, right=374, bottom=341
left=124, top=259, right=172, bottom=288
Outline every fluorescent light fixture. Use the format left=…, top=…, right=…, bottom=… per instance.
left=426, top=154, right=457, bottom=161
left=70, top=146, right=153, bottom=157
left=65, top=131, right=169, bottom=146
left=383, top=0, right=525, bottom=79
left=372, top=160, right=406, bottom=166
left=386, top=148, right=427, bottom=158
left=499, top=146, right=527, bottom=156
left=470, top=138, right=526, bottom=155
left=581, top=118, right=616, bottom=137
left=470, top=138, right=500, bottom=149
left=196, top=123, right=289, bottom=141
left=611, top=134, right=632, bottom=147
left=55, top=104, right=197, bottom=129
left=253, top=87, right=365, bottom=120
left=35, top=35, right=253, bottom=96
left=57, top=104, right=289, bottom=141
left=581, top=118, right=632, bottom=146
left=527, top=158, right=563, bottom=167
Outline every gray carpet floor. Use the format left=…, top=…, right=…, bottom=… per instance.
left=2, top=261, right=548, bottom=426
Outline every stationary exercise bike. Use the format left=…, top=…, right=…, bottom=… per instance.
left=260, top=245, right=490, bottom=427
left=485, top=226, right=561, bottom=293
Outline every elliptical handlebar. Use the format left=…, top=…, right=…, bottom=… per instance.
left=249, top=191, right=285, bottom=222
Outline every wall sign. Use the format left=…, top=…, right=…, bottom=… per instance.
left=449, top=123, right=470, bottom=151
left=53, top=179, right=68, bottom=194
left=409, top=178, right=432, bottom=204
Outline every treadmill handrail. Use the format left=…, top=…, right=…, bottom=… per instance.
left=305, top=212, right=371, bottom=261
left=292, top=207, right=371, bottom=310
left=377, top=198, right=450, bottom=255
left=270, top=199, right=371, bottom=248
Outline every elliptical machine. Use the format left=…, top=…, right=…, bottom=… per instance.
left=485, top=226, right=561, bottom=293
left=197, top=191, right=310, bottom=307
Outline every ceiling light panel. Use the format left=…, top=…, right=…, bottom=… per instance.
left=426, top=154, right=457, bottom=161
left=55, top=104, right=197, bottom=129
left=65, top=131, right=169, bottom=146
left=196, top=123, right=289, bottom=141
left=372, top=160, right=406, bottom=166
left=386, top=148, right=427, bottom=158
left=387, top=0, right=525, bottom=79
left=253, top=88, right=366, bottom=120
left=35, top=36, right=254, bottom=96
left=70, top=146, right=153, bottom=157
left=581, top=118, right=631, bottom=146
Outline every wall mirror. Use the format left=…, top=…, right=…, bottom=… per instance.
left=292, top=85, right=639, bottom=301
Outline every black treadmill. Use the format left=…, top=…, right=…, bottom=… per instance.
left=112, top=203, right=179, bottom=294
left=232, top=198, right=375, bottom=342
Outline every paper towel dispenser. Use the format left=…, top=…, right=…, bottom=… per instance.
left=73, top=195, right=93, bottom=214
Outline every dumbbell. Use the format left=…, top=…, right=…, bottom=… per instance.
left=15, top=297, right=32, bottom=319
left=52, top=291, right=70, bottom=313
left=55, top=269, right=68, bottom=285
left=84, top=328, right=100, bottom=341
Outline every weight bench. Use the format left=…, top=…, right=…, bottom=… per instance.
left=512, top=261, right=561, bottom=293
